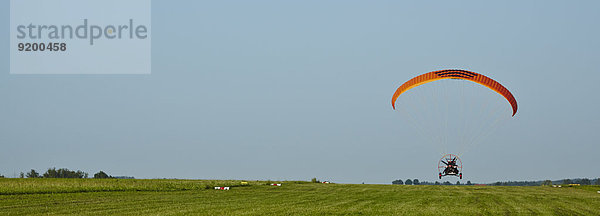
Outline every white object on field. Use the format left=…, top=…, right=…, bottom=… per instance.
left=271, top=183, right=281, bottom=186
left=214, top=187, right=230, bottom=190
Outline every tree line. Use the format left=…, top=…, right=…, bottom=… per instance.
left=392, top=178, right=600, bottom=186
left=10, top=168, right=117, bottom=179
left=497, top=178, right=600, bottom=186
left=392, top=179, right=475, bottom=185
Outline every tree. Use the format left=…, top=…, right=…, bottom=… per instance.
left=563, top=179, right=572, bottom=184
left=443, top=181, right=452, bottom=185
left=405, top=179, right=413, bottom=185
left=456, top=181, right=461, bottom=185
left=434, top=181, right=440, bottom=185
left=542, top=180, right=553, bottom=186
left=392, top=179, right=404, bottom=185
left=43, top=168, right=87, bottom=178
left=26, top=169, right=40, bottom=178
left=19, top=172, right=25, bottom=178
left=311, top=178, right=319, bottom=183
left=93, top=171, right=112, bottom=179
left=466, top=181, right=472, bottom=185
left=413, top=179, right=419, bottom=185
left=595, top=178, right=600, bottom=185
left=580, top=178, right=591, bottom=185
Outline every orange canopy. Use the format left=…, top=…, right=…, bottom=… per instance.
left=391, top=69, right=518, bottom=116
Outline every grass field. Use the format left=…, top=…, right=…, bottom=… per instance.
left=1, top=179, right=599, bottom=215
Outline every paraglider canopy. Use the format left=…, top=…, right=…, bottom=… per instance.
left=391, top=69, right=518, bottom=116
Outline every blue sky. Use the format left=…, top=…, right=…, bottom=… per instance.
left=1, top=0, right=599, bottom=183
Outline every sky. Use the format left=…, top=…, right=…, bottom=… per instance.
left=1, top=0, right=599, bottom=184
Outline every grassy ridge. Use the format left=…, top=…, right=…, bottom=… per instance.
left=0, top=178, right=268, bottom=195
left=1, top=179, right=599, bottom=215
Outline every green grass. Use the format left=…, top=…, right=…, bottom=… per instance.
left=0, top=178, right=268, bottom=195
left=1, top=179, right=599, bottom=215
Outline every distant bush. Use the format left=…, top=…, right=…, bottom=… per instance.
left=392, top=179, right=403, bottom=185
left=93, top=171, right=113, bottom=179
left=285, top=181, right=311, bottom=184
left=579, top=178, right=591, bottom=185
left=311, top=178, right=320, bottom=183
left=43, top=168, right=88, bottom=178
left=491, top=181, right=542, bottom=186
left=26, top=169, right=40, bottom=178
